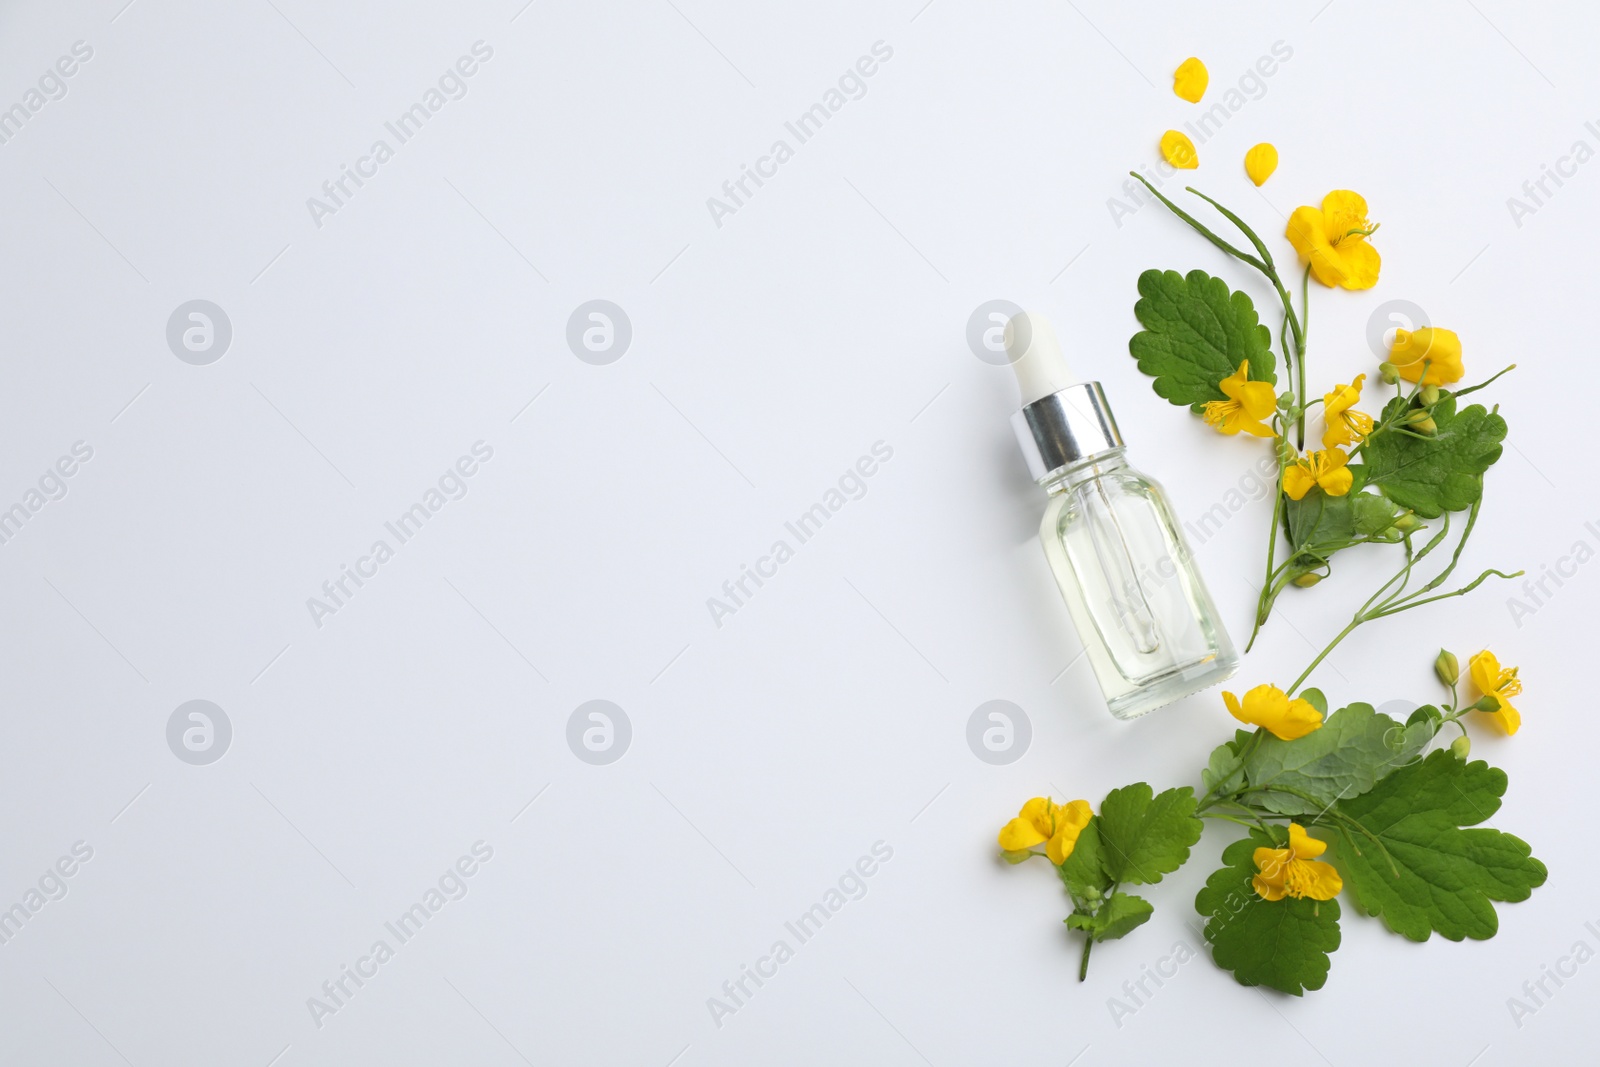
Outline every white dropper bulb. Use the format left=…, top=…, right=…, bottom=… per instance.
left=1004, top=311, right=1073, bottom=406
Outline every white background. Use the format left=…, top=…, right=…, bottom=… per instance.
left=0, top=0, right=1594, bottom=1064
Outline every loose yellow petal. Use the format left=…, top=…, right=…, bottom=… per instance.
left=1173, top=57, right=1208, bottom=103
left=1244, top=143, right=1278, bottom=186
left=1160, top=130, right=1199, bottom=170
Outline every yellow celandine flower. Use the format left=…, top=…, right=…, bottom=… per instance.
left=1282, top=448, right=1353, bottom=500
left=1173, top=57, right=1208, bottom=103
left=1252, top=824, right=1343, bottom=902
left=1160, top=130, right=1199, bottom=169
left=1389, top=326, right=1464, bottom=386
left=1285, top=190, right=1381, bottom=290
left=1223, top=683, right=1324, bottom=740
left=1470, top=649, right=1523, bottom=735
left=998, top=797, right=1092, bottom=864
left=1202, top=361, right=1276, bottom=437
left=1322, top=374, right=1374, bottom=449
left=1244, top=143, right=1278, bottom=186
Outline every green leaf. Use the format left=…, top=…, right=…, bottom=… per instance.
left=1364, top=394, right=1507, bottom=518
left=1285, top=469, right=1372, bottom=554
left=1195, top=831, right=1341, bottom=995
left=1286, top=488, right=1354, bottom=553
left=1129, top=268, right=1276, bottom=411
left=1351, top=491, right=1402, bottom=537
left=1201, top=729, right=1254, bottom=796
left=1243, top=703, right=1431, bottom=816
left=1055, top=818, right=1110, bottom=901
left=1066, top=892, right=1153, bottom=941
left=1097, top=784, right=1204, bottom=885
left=1328, top=749, right=1548, bottom=941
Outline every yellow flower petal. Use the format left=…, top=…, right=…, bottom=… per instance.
left=1469, top=649, right=1501, bottom=693
left=1204, top=361, right=1276, bottom=436
left=1226, top=683, right=1324, bottom=740
left=1244, top=143, right=1278, bottom=186
left=1336, top=238, right=1381, bottom=291
left=1173, top=57, right=1208, bottom=103
left=1321, top=190, right=1371, bottom=234
left=1493, top=701, right=1523, bottom=735
left=998, top=797, right=1056, bottom=850
left=1287, top=823, right=1326, bottom=860
left=1286, top=191, right=1381, bottom=289
left=1317, top=460, right=1353, bottom=497
left=1390, top=327, right=1464, bottom=385
left=1321, top=376, right=1371, bottom=449
left=1286, top=858, right=1343, bottom=900
left=1469, top=650, right=1523, bottom=736
left=1252, top=845, right=1290, bottom=901
left=1160, top=130, right=1199, bottom=170
left=1282, top=463, right=1315, bottom=501
left=1252, top=874, right=1288, bottom=901
left=998, top=815, right=1046, bottom=852
left=1046, top=799, right=1093, bottom=864
left=1256, top=827, right=1341, bottom=900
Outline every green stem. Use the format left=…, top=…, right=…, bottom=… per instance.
left=1128, top=174, right=1265, bottom=269
left=1247, top=438, right=1291, bottom=651
left=1296, top=265, right=1311, bottom=448
left=1079, top=933, right=1093, bottom=981
left=1452, top=364, right=1517, bottom=399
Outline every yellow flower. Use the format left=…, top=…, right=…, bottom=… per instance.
left=1286, top=190, right=1381, bottom=290
left=1173, top=57, right=1208, bottom=103
left=1470, top=650, right=1522, bottom=735
left=1244, top=143, right=1278, bottom=186
left=1321, top=374, right=1374, bottom=449
left=1160, top=130, right=1199, bottom=169
left=1252, top=824, right=1343, bottom=902
left=1202, top=361, right=1276, bottom=437
left=998, top=797, right=1092, bottom=865
left=1224, top=684, right=1324, bottom=740
left=1389, top=327, right=1464, bottom=386
left=1282, top=448, right=1353, bottom=500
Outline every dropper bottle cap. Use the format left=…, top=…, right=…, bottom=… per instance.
left=1006, top=311, right=1125, bottom=482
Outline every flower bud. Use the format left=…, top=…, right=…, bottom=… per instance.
left=1379, top=361, right=1400, bottom=384
left=1278, top=391, right=1296, bottom=410
left=1450, top=734, right=1471, bottom=760
left=1292, top=572, right=1322, bottom=587
left=1420, top=384, right=1441, bottom=406
left=1434, top=649, right=1460, bottom=687
left=1404, top=410, right=1437, bottom=433
left=1002, top=849, right=1033, bottom=865
left=1393, top=512, right=1424, bottom=533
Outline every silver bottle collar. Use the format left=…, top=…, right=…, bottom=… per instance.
left=1011, top=382, right=1124, bottom=482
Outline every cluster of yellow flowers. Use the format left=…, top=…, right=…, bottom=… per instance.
left=1202, top=188, right=1468, bottom=505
